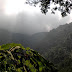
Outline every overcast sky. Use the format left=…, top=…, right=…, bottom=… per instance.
left=0, top=0, right=72, bottom=35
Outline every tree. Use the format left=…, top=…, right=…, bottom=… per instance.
left=26, top=0, right=72, bottom=17
left=0, top=43, right=58, bottom=72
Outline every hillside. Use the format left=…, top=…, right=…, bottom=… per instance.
left=35, top=22, right=72, bottom=72
left=34, top=23, right=72, bottom=52
left=28, top=32, right=48, bottom=48
left=1, top=22, right=72, bottom=71
left=0, top=29, right=30, bottom=47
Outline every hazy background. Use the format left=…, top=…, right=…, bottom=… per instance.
left=0, top=0, right=72, bottom=35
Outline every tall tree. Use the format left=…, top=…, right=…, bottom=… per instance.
left=26, top=0, right=72, bottom=17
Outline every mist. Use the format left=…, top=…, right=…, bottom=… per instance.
left=0, top=0, right=72, bottom=35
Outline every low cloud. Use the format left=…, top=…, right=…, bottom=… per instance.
left=0, top=1, right=72, bottom=35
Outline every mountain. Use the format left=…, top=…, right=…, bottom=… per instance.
left=35, top=23, right=72, bottom=53
left=34, top=22, right=72, bottom=72
left=1, top=22, right=72, bottom=52
left=0, top=29, right=48, bottom=48
left=0, top=29, right=30, bottom=47
left=28, top=32, right=48, bottom=48
left=0, top=29, right=11, bottom=44
left=10, top=33, right=30, bottom=47
left=1, top=22, right=72, bottom=72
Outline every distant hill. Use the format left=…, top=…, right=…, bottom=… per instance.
left=0, top=29, right=48, bottom=48
left=1, top=22, right=72, bottom=71
left=28, top=32, right=48, bottom=48
left=0, top=29, right=30, bottom=47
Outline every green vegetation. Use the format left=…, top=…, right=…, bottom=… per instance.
left=0, top=43, right=57, bottom=72
left=1, top=23, right=72, bottom=72
left=35, top=23, right=72, bottom=72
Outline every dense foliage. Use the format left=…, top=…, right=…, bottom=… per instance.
left=35, top=23, right=72, bottom=72
left=26, top=0, right=72, bottom=17
left=0, top=43, right=57, bottom=72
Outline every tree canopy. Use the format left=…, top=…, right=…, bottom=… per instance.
left=0, top=43, right=58, bottom=72
left=26, top=0, right=72, bottom=17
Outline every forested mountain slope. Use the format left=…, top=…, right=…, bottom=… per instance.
left=35, top=22, right=72, bottom=72
left=36, top=23, right=72, bottom=53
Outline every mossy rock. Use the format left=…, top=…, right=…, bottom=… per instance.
left=0, top=43, right=58, bottom=72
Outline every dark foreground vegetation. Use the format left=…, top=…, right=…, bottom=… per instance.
left=0, top=43, right=57, bottom=72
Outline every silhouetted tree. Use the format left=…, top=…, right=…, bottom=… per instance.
left=26, top=0, right=72, bottom=17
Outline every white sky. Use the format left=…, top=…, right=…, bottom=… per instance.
left=4, top=0, right=40, bottom=15
left=2, top=0, right=71, bottom=20
left=4, top=0, right=72, bottom=22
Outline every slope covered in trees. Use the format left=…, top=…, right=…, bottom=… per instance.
left=35, top=22, right=72, bottom=72
left=0, top=43, right=57, bottom=72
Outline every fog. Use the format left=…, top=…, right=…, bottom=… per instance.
left=0, top=0, right=72, bottom=35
